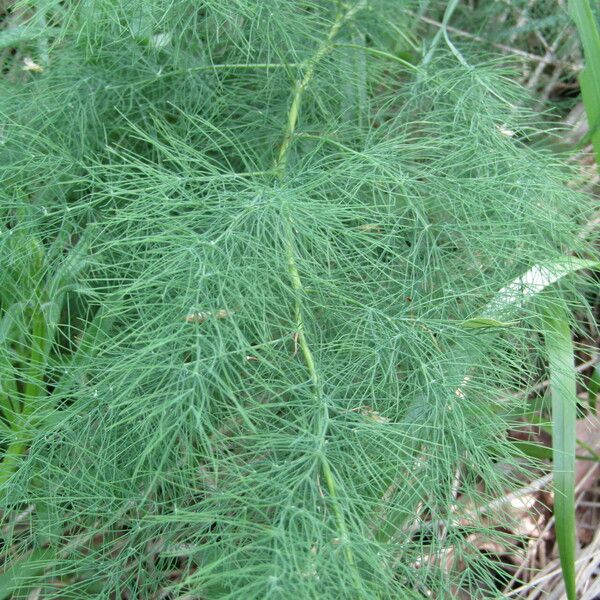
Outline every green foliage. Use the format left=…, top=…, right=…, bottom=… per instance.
left=0, top=1, right=597, bottom=598
left=570, top=0, right=600, bottom=167
left=0, top=217, right=95, bottom=489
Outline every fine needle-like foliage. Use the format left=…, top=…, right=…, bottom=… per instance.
left=0, top=1, right=597, bottom=598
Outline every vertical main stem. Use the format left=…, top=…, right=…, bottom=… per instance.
left=274, top=0, right=366, bottom=177
left=274, top=1, right=366, bottom=579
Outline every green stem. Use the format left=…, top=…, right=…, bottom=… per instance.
left=273, top=1, right=367, bottom=580
left=421, top=0, right=463, bottom=69
left=274, top=0, right=367, bottom=177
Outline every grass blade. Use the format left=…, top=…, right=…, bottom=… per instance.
left=589, top=363, right=600, bottom=412
left=542, top=301, right=577, bottom=600
left=569, top=0, right=600, bottom=166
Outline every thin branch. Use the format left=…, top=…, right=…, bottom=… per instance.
left=406, top=9, right=583, bottom=71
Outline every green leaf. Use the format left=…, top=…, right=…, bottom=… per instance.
left=466, top=258, right=599, bottom=324
left=0, top=304, right=23, bottom=423
left=542, top=301, right=577, bottom=600
left=510, top=439, right=600, bottom=463
left=0, top=548, right=54, bottom=600
left=510, top=440, right=554, bottom=461
left=569, top=0, right=600, bottom=167
left=589, top=364, right=600, bottom=412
